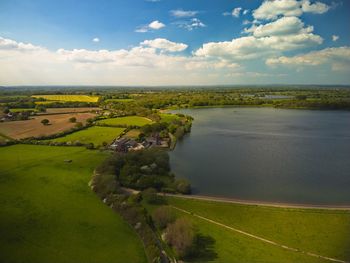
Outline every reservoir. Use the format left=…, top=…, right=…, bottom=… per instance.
left=169, top=108, right=350, bottom=205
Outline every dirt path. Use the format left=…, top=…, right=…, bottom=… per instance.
left=163, top=193, right=350, bottom=211
left=170, top=205, right=348, bottom=263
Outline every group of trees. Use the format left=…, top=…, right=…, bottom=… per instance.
left=97, top=149, right=191, bottom=194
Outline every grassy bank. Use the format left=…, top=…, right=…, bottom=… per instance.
left=97, top=116, right=152, bottom=127
left=0, top=145, right=147, bottom=263
left=146, top=196, right=350, bottom=262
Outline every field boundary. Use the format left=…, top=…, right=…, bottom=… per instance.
left=170, top=205, right=349, bottom=263
left=163, top=193, right=350, bottom=211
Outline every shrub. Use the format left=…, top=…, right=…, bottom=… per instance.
left=165, top=218, right=195, bottom=258
left=152, top=206, right=176, bottom=229
left=141, top=188, right=165, bottom=205
left=41, top=119, right=50, bottom=125
left=69, top=117, right=77, bottom=123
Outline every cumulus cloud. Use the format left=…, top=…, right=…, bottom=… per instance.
left=266, top=46, right=350, bottom=71
left=135, top=20, right=165, bottom=32
left=141, top=38, right=188, bottom=52
left=245, top=16, right=313, bottom=37
left=196, top=14, right=322, bottom=61
left=92, top=37, right=100, bottom=43
left=0, top=37, right=43, bottom=52
left=170, top=9, right=198, bottom=18
left=332, top=35, right=339, bottom=42
left=195, top=33, right=322, bottom=60
left=0, top=36, right=244, bottom=85
left=253, top=0, right=330, bottom=20
left=174, top=18, right=206, bottom=31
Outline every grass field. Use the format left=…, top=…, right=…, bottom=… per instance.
left=9, top=108, right=38, bottom=113
left=50, top=126, right=124, bottom=145
left=0, top=145, right=147, bottom=263
left=32, top=95, right=99, bottom=103
left=0, top=113, right=96, bottom=140
left=105, top=99, right=134, bottom=103
left=159, top=113, right=180, bottom=123
left=147, top=197, right=350, bottom=263
left=97, top=116, right=152, bottom=127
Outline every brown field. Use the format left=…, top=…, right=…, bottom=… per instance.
left=0, top=112, right=96, bottom=139
left=37, top=107, right=101, bottom=115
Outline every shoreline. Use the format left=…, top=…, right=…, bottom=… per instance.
left=162, top=193, right=350, bottom=211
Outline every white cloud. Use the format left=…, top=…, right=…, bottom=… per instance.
left=232, top=7, right=242, bottom=18
left=149, top=20, right=165, bottom=29
left=0, top=36, right=244, bottom=85
left=253, top=0, right=330, bottom=20
left=141, top=38, right=188, bottom=52
left=170, top=9, right=198, bottom=18
left=266, top=46, right=350, bottom=71
left=174, top=18, right=206, bottom=31
left=196, top=15, right=322, bottom=61
left=0, top=36, right=43, bottom=52
left=301, top=0, right=329, bottom=13
left=246, top=16, right=313, bottom=37
left=243, top=9, right=249, bottom=15
left=332, top=35, right=339, bottom=42
left=195, top=33, right=322, bottom=61
left=92, top=37, right=100, bottom=43
left=135, top=20, right=165, bottom=33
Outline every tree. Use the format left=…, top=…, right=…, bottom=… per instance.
left=152, top=206, right=176, bottom=229
left=165, top=218, right=195, bottom=258
left=41, top=119, right=50, bottom=125
left=69, top=117, right=77, bottom=123
left=35, top=104, right=46, bottom=112
left=175, top=179, right=191, bottom=194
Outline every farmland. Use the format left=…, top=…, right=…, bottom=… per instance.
left=48, top=126, right=125, bottom=146
left=104, top=98, right=134, bottom=103
left=97, top=116, right=152, bottom=127
left=0, top=145, right=147, bottom=263
left=0, top=112, right=96, bottom=139
left=32, top=95, right=100, bottom=103
left=148, top=196, right=350, bottom=263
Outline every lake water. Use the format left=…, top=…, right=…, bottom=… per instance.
left=169, top=108, right=350, bottom=205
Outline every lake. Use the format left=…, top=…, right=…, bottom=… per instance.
left=169, top=108, right=350, bottom=205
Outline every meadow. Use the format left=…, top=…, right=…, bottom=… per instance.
left=159, top=113, right=180, bottom=123
left=146, top=197, right=350, bottom=263
left=49, top=126, right=125, bottom=146
left=0, top=112, right=96, bottom=140
left=97, top=116, right=152, bottom=127
left=32, top=95, right=100, bottom=103
left=104, top=98, right=134, bottom=103
left=0, top=145, right=147, bottom=263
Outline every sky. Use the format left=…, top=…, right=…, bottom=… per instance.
left=0, top=0, right=349, bottom=86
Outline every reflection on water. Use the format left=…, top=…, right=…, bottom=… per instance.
left=170, top=108, right=350, bottom=205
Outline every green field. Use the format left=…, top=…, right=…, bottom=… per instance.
left=105, top=98, right=134, bottom=103
left=0, top=145, right=147, bottom=263
left=159, top=113, right=179, bottom=123
left=147, top=197, right=350, bottom=263
left=49, top=126, right=125, bottom=145
left=32, top=95, right=99, bottom=103
left=10, top=108, right=38, bottom=112
left=97, top=116, right=152, bottom=127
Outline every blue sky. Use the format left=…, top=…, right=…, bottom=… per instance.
left=0, top=0, right=349, bottom=85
